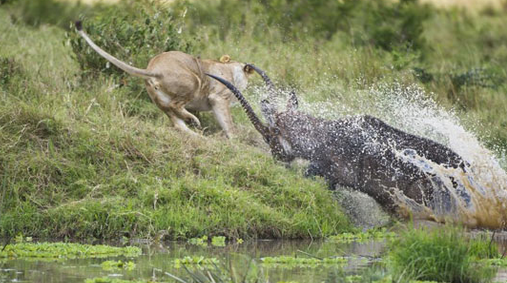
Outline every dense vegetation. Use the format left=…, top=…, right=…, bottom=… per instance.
left=0, top=0, right=351, bottom=240
left=1, top=0, right=506, bottom=241
left=175, top=0, right=507, bottom=150
left=388, top=226, right=497, bottom=283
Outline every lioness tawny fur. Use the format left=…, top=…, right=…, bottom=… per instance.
left=75, top=20, right=254, bottom=138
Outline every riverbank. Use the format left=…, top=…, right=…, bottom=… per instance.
left=0, top=8, right=351, bottom=240
left=1, top=0, right=506, bottom=240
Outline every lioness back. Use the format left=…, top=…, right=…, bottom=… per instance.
left=147, top=51, right=202, bottom=78
left=147, top=51, right=207, bottom=99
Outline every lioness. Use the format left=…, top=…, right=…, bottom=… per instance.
left=75, top=21, right=254, bottom=138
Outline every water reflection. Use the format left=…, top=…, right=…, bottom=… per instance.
left=1, top=236, right=505, bottom=283
left=0, top=239, right=387, bottom=283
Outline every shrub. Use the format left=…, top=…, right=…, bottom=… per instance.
left=179, top=0, right=431, bottom=51
left=0, top=56, right=24, bottom=93
left=0, top=57, right=20, bottom=86
left=369, top=0, right=431, bottom=52
left=5, top=0, right=97, bottom=29
left=67, top=0, right=194, bottom=80
left=450, top=68, right=504, bottom=90
left=388, top=225, right=495, bottom=283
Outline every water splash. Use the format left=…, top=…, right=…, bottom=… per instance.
left=249, top=81, right=507, bottom=229
left=394, top=147, right=507, bottom=228
left=366, top=83, right=507, bottom=228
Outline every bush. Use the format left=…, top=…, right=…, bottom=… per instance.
left=0, top=56, right=24, bottom=93
left=67, top=0, right=194, bottom=79
left=179, top=0, right=431, bottom=51
left=0, top=0, right=15, bottom=5
left=388, top=226, right=495, bottom=283
left=367, top=0, right=431, bottom=52
left=5, top=0, right=97, bottom=29
left=0, top=57, right=20, bottom=86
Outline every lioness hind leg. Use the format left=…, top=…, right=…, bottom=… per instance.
left=209, top=93, right=234, bottom=138
left=162, top=99, right=200, bottom=128
left=165, top=111, right=200, bottom=137
left=174, top=104, right=201, bottom=129
left=145, top=83, right=200, bottom=136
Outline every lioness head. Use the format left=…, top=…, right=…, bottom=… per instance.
left=219, top=54, right=254, bottom=74
left=214, top=55, right=255, bottom=91
left=219, top=54, right=231, bottom=63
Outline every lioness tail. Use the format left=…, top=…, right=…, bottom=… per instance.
left=75, top=21, right=160, bottom=79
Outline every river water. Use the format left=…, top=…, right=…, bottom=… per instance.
left=1, top=235, right=506, bottom=283
left=0, top=239, right=389, bottom=283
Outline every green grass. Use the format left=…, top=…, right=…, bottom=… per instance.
left=0, top=8, right=350, bottom=240
left=387, top=226, right=496, bottom=283
left=1, top=0, right=507, bottom=242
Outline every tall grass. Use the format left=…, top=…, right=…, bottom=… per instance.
left=0, top=8, right=350, bottom=240
left=387, top=225, right=496, bottom=283
left=176, top=0, right=507, bottom=150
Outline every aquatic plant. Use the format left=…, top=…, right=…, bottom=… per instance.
left=188, top=236, right=208, bottom=246
left=387, top=226, right=495, bottom=283
left=187, top=236, right=231, bottom=247
left=328, top=228, right=397, bottom=243
left=211, top=236, right=226, bottom=247
left=101, top=260, right=136, bottom=271
left=260, top=255, right=348, bottom=268
left=187, top=235, right=239, bottom=247
left=166, top=259, right=381, bottom=283
left=0, top=242, right=141, bottom=259
left=173, top=256, right=220, bottom=268
left=85, top=278, right=167, bottom=283
left=164, top=258, right=268, bottom=283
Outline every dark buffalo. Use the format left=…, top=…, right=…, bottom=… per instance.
left=207, top=69, right=469, bottom=215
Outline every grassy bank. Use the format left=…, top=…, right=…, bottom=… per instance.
left=1, top=0, right=506, bottom=240
left=0, top=8, right=350, bottom=240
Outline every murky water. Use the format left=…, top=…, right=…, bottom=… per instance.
left=0, top=230, right=507, bottom=283
left=0, top=239, right=387, bottom=283
left=1, top=236, right=506, bottom=283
